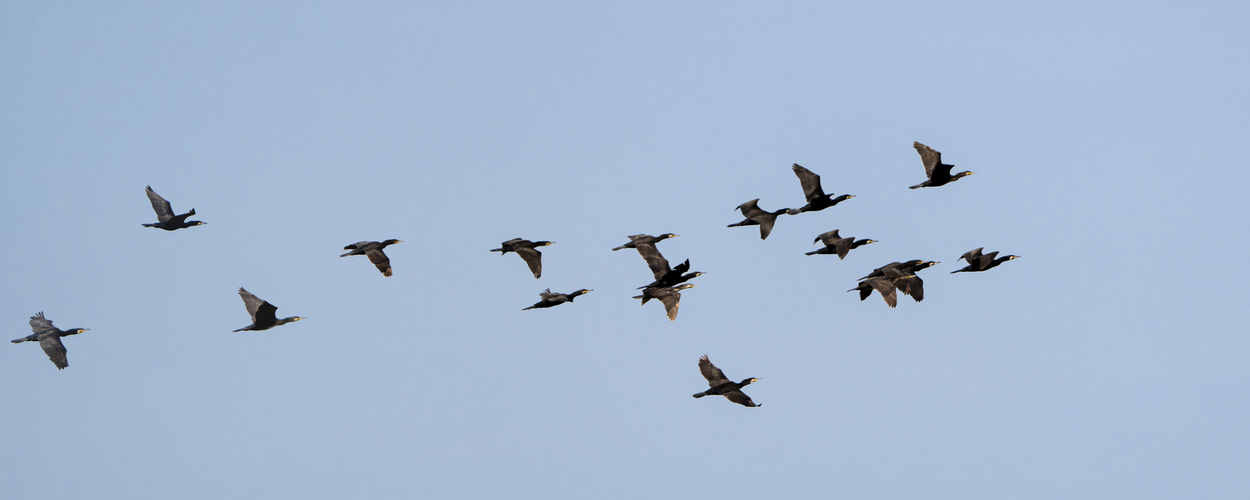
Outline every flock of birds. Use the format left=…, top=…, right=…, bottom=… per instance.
left=13, top=142, right=1018, bottom=408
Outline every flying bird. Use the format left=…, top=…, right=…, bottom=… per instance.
left=910, top=142, right=975, bottom=189
left=633, top=283, right=696, bottom=321
left=693, top=355, right=761, bottom=407
left=728, top=199, right=791, bottom=240
left=612, top=233, right=678, bottom=251
left=490, top=238, right=554, bottom=278
left=786, top=164, right=855, bottom=214
left=142, top=185, right=205, bottom=230
left=951, top=248, right=1020, bottom=273
left=341, top=239, right=403, bottom=277
left=233, top=288, right=304, bottom=332
left=634, top=243, right=705, bottom=289
left=522, top=288, right=593, bottom=310
left=11, top=312, right=89, bottom=370
left=805, top=229, right=876, bottom=259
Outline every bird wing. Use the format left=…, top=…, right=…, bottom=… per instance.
left=975, top=251, right=1000, bottom=270
left=833, top=238, right=853, bottom=259
left=959, top=248, right=984, bottom=264
left=815, top=230, right=841, bottom=246
left=366, top=249, right=393, bottom=277
left=39, top=336, right=69, bottom=369
left=913, top=142, right=941, bottom=178
left=145, top=186, right=175, bottom=222
left=792, top=164, right=825, bottom=201
left=699, top=355, right=731, bottom=386
left=238, top=288, right=278, bottom=323
left=515, top=247, right=543, bottom=278
left=634, top=242, right=671, bottom=280
left=30, top=312, right=54, bottom=333
left=537, top=288, right=560, bottom=300
left=756, top=214, right=777, bottom=240
left=658, top=290, right=683, bottom=321
left=723, top=390, right=758, bottom=407
left=867, top=278, right=898, bottom=307
left=736, top=199, right=764, bottom=218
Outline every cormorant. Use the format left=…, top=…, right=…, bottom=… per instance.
left=612, top=233, right=678, bottom=251
left=786, top=164, right=854, bottom=214
left=910, top=142, right=974, bottom=189
left=728, top=199, right=791, bottom=240
left=522, top=288, right=593, bottom=310
left=341, top=239, right=402, bottom=277
left=490, top=238, right=554, bottom=279
left=11, top=312, right=88, bottom=370
left=693, top=355, right=761, bottom=407
left=142, top=186, right=205, bottom=230
left=233, top=288, right=304, bottom=332
left=634, top=243, right=705, bottom=288
left=633, top=283, right=696, bottom=321
left=951, top=248, right=1020, bottom=273
left=805, top=229, right=876, bottom=259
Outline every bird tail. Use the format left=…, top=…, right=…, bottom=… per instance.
left=142, top=223, right=156, bottom=227
left=11, top=337, right=29, bottom=343
left=232, top=326, right=248, bottom=332
left=632, top=295, right=650, bottom=305
left=692, top=392, right=706, bottom=398
left=490, top=248, right=505, bottom=253
left=339, top=252, right=352, bottom=257
left=727, top=220, right=749, bottom=227
left=611, top=245, right=627, bottom=251
left=908, top=183, right=925, bottom=189
left=804, top=250, right=819, bottom=256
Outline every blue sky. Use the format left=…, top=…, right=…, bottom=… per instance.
left=3, top=1, right=1250, bottom=498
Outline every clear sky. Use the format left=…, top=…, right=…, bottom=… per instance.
left=3, top=1, right=1250, bottom=498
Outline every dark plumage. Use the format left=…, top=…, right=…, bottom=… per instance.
left=142, top=185, right=205, bottom=230
left=490, top=238, right=555, bottom=279
left=805, top=229, right=877, bottom=259
left=951, top=248, right=1020, bottom=274
left=634, top=243, right=705, bottom=289
left=522, top=288, right=593, bottom=310
left=849, top=268, right=923, bottom=307
left=858, top=260, right=939, bottom=281
left=693, top=355, right=761, bottom=407
left=612, top=233, right=678, bottom=251
left=11, top=312, right=89, bottom=370
left=786, top=164, right=855, bottom=214
left=910, top=142, right=974, bottom=189
left=728, top=199, right=791, bottom=240
left=341, top=239, right=402, bottom=277
left=633, top=283, right=696, bottom=321
left=233, top=288, right=304, bottom=332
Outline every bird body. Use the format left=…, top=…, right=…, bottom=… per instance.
left=233, top=288, right=304, bottom=332
left=11, top=312, right=89, bottom=370
left=612, top=233, right=678, bottom=251
left=728, top=199, right=790, bottom=240
left=787, top=164, right=855, bottom=214
left=341, top=239, right=402, bottom=277
left=910, top=142, right=974, bottom=189
left=951, top=248, right=1020, bottom=273
left=491, top=238, right=554, bottom=278
left=142, top=186, right=205, bottom=230
left=522, top=288, right=593, bottom=310
left=633, top=283, right=695, bottom=321
left=693, top=355, right=761, bottom=407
